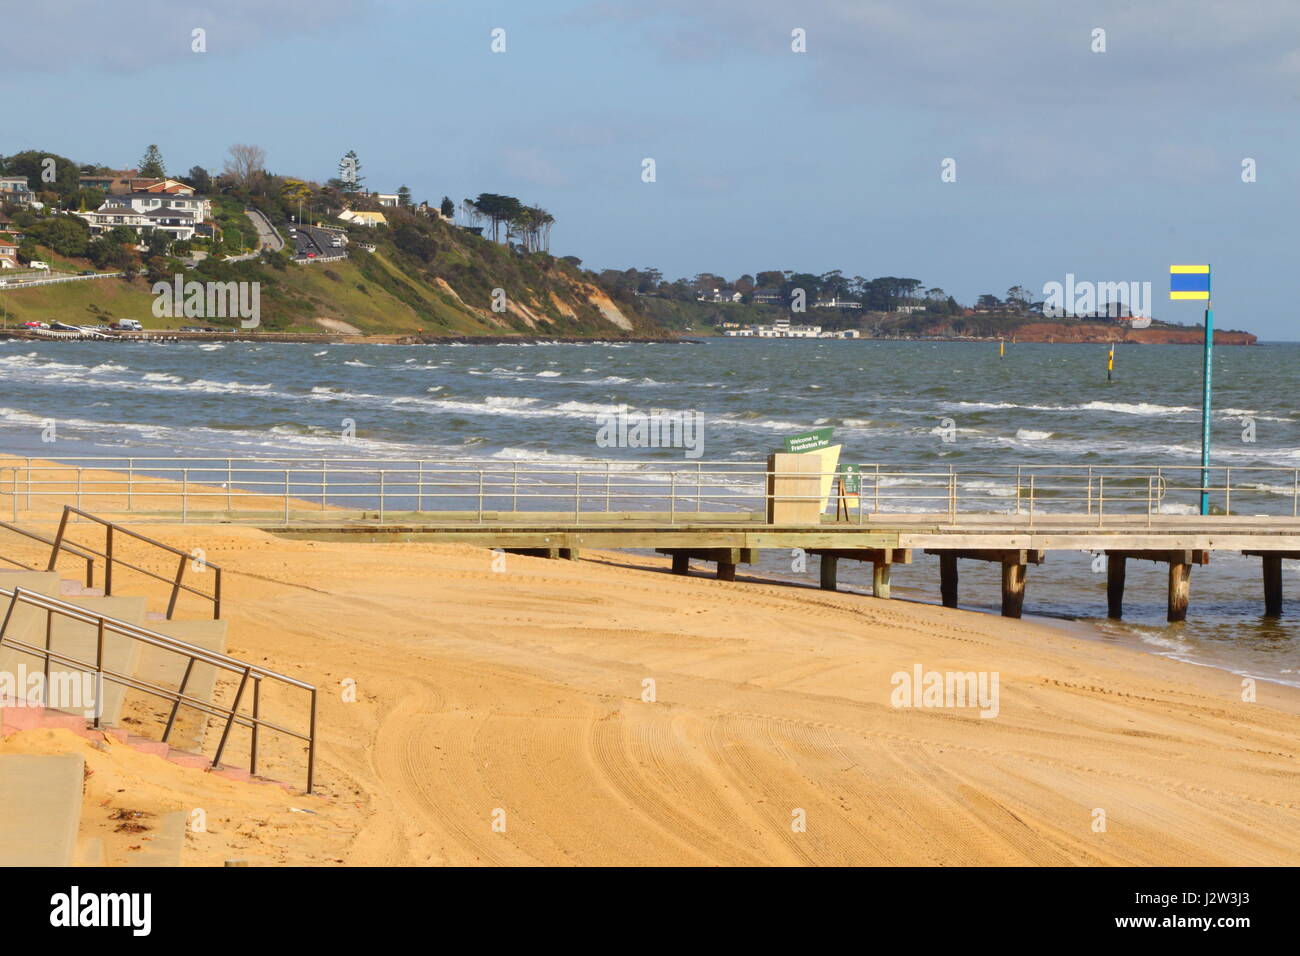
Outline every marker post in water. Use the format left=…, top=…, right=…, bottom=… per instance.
left=1107, top=344, right=1114, bottom=382
left=1170, top=264, right=1213, bottom=515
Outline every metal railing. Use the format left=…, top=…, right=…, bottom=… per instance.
left=0, top=585, right=315, bottom=792
left=3, top=456, right=1300, bottom=527
left=0, top=519, right=96, bottom=585
left=47, top=506, right=222, bottom=619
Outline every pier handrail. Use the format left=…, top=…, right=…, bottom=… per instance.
left=0, top=584, right=316, bottom=792
left=5, top=456, right=1299, bottom=527
left=46, top=506, right=222, bottom=619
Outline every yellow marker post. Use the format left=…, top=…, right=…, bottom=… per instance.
left=1107, top=344, right=1114, bottom=382
left=999, top=339, right=1005, bottom=357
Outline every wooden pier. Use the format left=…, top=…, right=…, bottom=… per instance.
left=270, top=512, right=1300, bottom=622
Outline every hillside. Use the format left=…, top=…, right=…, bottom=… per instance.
left=639, top=298, right=1257, bottom=344
left=0, top=212, right=661, bottom=338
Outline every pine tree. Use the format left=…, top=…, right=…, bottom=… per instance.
left=138, top=144, right=166, bottom=179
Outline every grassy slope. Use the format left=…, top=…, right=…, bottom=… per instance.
left=1, top=221, right=661, bottom=336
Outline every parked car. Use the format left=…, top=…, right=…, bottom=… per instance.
left=23, top=321, right=46, bottom=329
left=79, top=270, right=95, bottom=276
left=110, top=319, right=143, bottom=331
left=50, top=321, right=80, bottom=331
left=28, top=261, right=49, bottom=271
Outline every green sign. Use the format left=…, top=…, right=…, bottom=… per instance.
left=841, top=463, right=862, bottom=494
left=783, top=427, right=834, bottom=454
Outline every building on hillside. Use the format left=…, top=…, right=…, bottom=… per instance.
left=72, top=188, right=211, bottom=242
left=74, top=203, right=201, bottom=242
left=0, top=232, right=20, bottom=268
left=893, top=304, right=927, bottom=314
left=696, top=288, right=742, bottom=303
left=131, top=178, right=198, bottom=196
left=750, top=288, right=782, bottom=305
left=373, top=193, right=400, bottom=208
left=339, top=209, right=388, bottom=227
left=79, top=169, right=138, bottom=194
left=0, top=176, right=36, bottom=207
left=814, top=296, right=862, bottom=309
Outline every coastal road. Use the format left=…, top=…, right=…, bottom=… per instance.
left=245, top=207, right=284, bottom=253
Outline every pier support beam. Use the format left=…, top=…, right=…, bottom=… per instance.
left=873, top=561, right=891, bottom=600
left=656, top=548, right=757, bottom=581
left=1242, top=551, right=1300, bottom=616
left=1001, top=561, right=1026, bottom=619
left=1105, top=550, right=1208, bottom=623
left=1106, top=554, right=1127, bottom=619
left=926, top=549, right=1043, bottom=616
left=939, top=554, right=959, bottom=608
left=806, top=548, right=911, bottom=598
left=503, top=547, right=579, bottom=561
left=1168, top=561, right=1192, bottom=623
left=819, top=554, right=838, bottom=591
left=1263, top=555, right=1283, bottom=617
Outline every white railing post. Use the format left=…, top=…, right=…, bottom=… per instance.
left=284, top=470, right=290, bottom=524
left=182, top=468, right=189, bottom=523
left=477, top=470, right=484, bottom=523
left=670, top=472, right=676, bottom=524
left=1224, top=467, right=1231, bottom=516
left=379, top=470, right=386, bottom=524
left=226, top=457, right=233, bottom=513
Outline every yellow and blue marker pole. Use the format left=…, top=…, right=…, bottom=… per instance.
left=1199, top=279, right=1213, bottom=516
left=1171, top=265, right=1213, bottom=515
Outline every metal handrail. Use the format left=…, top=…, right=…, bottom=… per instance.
left=5, top=457, right=1300, bottom=527
left=47, top=506, right=221, bottom=619
left=0, top=519, right=97, bottom=585
left=0, top=585, right=316, bottom=792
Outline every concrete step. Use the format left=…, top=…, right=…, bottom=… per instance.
left=59, top=580, right=105, bottom=598
left=0, top=753, right=85, bottom=866
left=119, top=810, right=186, bottom=867
left=0, top=571, right=65, bottom=691
left=39, top=596, right=147, bottom=727
left=128, top=620, right=228, bottom=750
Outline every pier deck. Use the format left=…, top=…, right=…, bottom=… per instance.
left=266, top=512, right=1300, bottom=622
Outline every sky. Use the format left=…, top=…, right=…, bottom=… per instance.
left=5, top=0, right=1299, bottom=338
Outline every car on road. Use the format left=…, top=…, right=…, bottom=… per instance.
left=23, top=321, right=46, bottom=329
left=29, top=262, right=49, bottom=271
left=50, top=321, right=80, bottom=331
left=110, top=319, right=144, bottom=331
left=79, top=270, right=95, bottom=276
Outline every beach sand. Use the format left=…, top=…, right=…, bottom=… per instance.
left=2, top=459, right=1299, bottom=865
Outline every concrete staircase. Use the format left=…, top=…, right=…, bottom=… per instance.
left=0, top=568, right=282, bottom=867
left=0, top=753, right=85, bottom=865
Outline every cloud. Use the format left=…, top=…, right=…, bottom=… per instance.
left=580, top=0, right=1300, bottom=111
left=0, top=0, right=367, bottom=72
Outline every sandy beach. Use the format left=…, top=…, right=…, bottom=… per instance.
left=4, top=469, right=1299, bottom=865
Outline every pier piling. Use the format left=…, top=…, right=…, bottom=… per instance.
left=1106, top=554, right=1127, bottom=619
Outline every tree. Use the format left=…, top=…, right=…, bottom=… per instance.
left=1005, top=285, right=1033, bottom=312
left=472, top=193, right=524, bottom=243
left=755, top=270, right=786, bottom=290
left=223, top=143, right=267, bottom=190
left=184, top=165, right=212, bottom=194
left=138, top=145, right=166, bottom=179
left=337, top=150, right=364, bottom=195
left=440, top=196, right=455, bottom=218
left=397, top=185, right=412, bottom=207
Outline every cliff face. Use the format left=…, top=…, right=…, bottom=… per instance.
left=1009, top=322, right=1256, bottom=345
